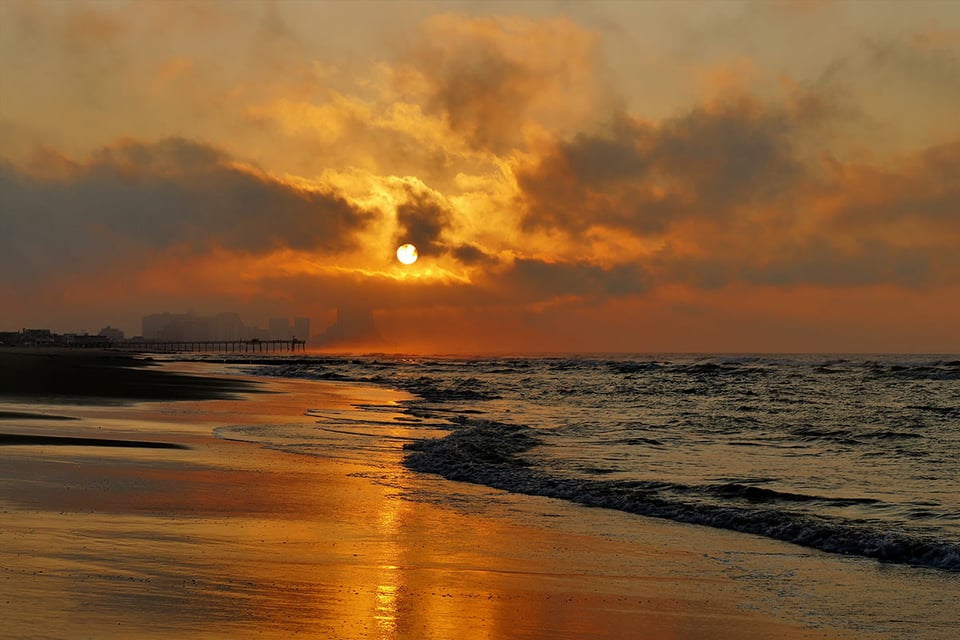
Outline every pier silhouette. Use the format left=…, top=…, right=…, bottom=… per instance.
left=69, top=339, right=307, bottom=353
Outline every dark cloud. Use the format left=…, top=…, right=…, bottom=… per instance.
left=864, top=34, right=960, bottom=96
left=508, top=258, right=648, bottom=299
left=759, top=239, right=933, bottom=287
left=393, top=187, right=452, bottom=256
left=516, top=94, right=959, bottom=291
left=0, top=137, right=373, bottom=279
left=561, top=116, right=650, bottom=185
left=831, top=141, right=960, bottom=228
left=664, top=237, right=934, bottom=290
left=655, top=139, right=960, bottom=289
left=656, top=101, right=803, bottom=206
left=517, top=100, right=805, bottom=235
left=452, top=243, right=499, bottom=266
left=423, top=50, right=533, bottom=152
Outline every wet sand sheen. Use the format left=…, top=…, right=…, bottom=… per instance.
left=0, top=351, right=952, bottom=638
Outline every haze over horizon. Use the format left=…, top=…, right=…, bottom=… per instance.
left=2, top=0, right=958, bottom=353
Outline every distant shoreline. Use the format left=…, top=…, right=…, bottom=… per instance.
left=0, top=347, right=257, bottom=450
left=0, top=348, right=260, bottom=401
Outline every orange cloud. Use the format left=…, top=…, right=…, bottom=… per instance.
left=396, top=14, right=606, bottom=152
left=2, top=5, right=958, bottom=351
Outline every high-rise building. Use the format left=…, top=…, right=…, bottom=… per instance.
left=98, top=326, right=125, bottom=342
left=214, top=312, right=244, bottom=341
left=269, top=317, right=291, bottom=340
left=314, top=306, right=382, bottom=347
left=336, top=306, right=375, bottom=333
left=143, top=312, right=198, bottom=341
left=143, top=312, right=258, bottom=341
left=293, top=317, right=310, bottom=341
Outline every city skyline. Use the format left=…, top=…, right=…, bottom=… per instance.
left=2, top=308, right=389, bottom=350
left=1, top=312, right=310, bottom=340
left=1, top=1, right=958, bottom=353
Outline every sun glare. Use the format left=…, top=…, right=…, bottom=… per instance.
left=396, top=243, right=418, bottom=265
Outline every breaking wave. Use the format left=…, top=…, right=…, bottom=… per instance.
left=404, top=419, right=960, bottom=573
left=239, top=353, right=960, bottom=574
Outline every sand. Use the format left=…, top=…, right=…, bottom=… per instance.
left=0, top=350, right=955, bottom=639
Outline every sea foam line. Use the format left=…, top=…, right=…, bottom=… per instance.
left=403, top=419, right=960, bottom=573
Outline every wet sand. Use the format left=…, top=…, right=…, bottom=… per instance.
left=0, top=351, right=955, bottom=638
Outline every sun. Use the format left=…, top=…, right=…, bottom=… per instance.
left=396, top=243, right=418, bottom=265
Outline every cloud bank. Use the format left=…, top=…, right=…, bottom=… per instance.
left=1, top=2, right=957, bottom=351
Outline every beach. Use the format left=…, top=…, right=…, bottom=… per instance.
left=1, top=350, right=955, bottom=639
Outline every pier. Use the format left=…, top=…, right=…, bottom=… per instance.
left=70, top=339, right=307, bottom=353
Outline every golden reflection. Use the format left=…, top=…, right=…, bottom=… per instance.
left=365, top=483, right=405, bottom=639
left=374, top=582, right=398, bottom=635
left=0, top=365, right=819, bottom=640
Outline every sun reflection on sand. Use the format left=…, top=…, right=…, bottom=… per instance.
left=372, top=485, right=404, bottom=638
left=5, top=363, right=940, bottom=639
left=374, top=582, right=398, bottom=634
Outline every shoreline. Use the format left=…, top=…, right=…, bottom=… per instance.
left=1, top=351, right=956, bottom=638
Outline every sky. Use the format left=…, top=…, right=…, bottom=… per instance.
left=1, top=0, right=958, bottom=353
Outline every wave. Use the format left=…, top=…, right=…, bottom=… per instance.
left=866, top=361, right=960, bottom=381
left=240, top=355, right=960, bottom=571
left=789, top=425, right=924, bottom=446
left=707, top=483, right=880, bottom=506
left=907, top=404, right=960, bottom=417
left=403, top=419, right=960, bottom=573
left=394, top=375, right=502, bottom=402
left=606, top=361, right=665, bottom=374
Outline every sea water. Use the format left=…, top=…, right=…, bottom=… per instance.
left=214, top=354, right=960, bottom=573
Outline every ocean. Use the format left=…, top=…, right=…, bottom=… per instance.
left=212, top=354, right=960, bottom=573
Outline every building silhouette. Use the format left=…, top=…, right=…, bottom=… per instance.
left=213, top=312, right=246, bottom=341
left=269, top=318, right=290, bottom=341
left=141, top=312, right=312, bottom=344
left=97, top=326, right=125, bottom=342
left=314, top=306, right=383, bottom=348
left=142, top=312, right=267, bottom=342
left=293, top=317, right=310, bottom=342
